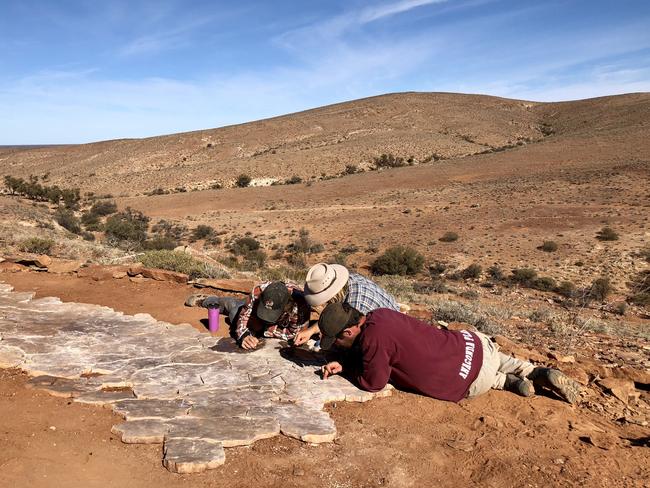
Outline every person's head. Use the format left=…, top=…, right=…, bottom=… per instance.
left=303, top=263, right=350, bottom=307
left=318, top=302, right=365, bottom=350
left=256, top=281, right=290, bottom=323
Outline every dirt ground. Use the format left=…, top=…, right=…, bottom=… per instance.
left=1, top=272, right=648, bottom=488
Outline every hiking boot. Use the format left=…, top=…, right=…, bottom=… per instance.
left=184, top=294, right=211, bottom=307
left=504, top=374, right=535, bottom=397
left=528, top=367, right=581, bottom=404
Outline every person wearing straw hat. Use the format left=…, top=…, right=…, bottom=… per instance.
left=292, top=263, right=399, bottom=346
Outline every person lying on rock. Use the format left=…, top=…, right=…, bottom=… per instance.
left=292, top=263, right=400, bottom=346
left=317, top=302, right=582, bottom=404
left=188, top=281, right=311, bottom=349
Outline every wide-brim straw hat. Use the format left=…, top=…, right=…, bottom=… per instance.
left=303, top=263, right=349, bottom=306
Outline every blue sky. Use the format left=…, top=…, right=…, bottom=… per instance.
left=1, top=0, right=649, bottom=144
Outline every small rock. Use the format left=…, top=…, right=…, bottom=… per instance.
left=112, top=271, right=128, bottom=279
left=292, top=465, right=305, bottom=476
left=49, top=426, right=56, bottom=431
left=140, top=268, right=189, bottom=284
left=597, top=378, right=636, bottom=404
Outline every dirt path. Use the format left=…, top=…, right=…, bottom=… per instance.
left=1, top=271, right=648, bottom=487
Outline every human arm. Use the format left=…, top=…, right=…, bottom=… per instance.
left=292, top=324, right=319, bottom=346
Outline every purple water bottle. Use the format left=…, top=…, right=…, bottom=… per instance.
left=207, top=305, right=220, bottom=333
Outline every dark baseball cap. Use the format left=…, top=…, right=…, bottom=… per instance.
left=318, top=302, right=355, bottom=350
left=256, top=281, right=290, bottom=323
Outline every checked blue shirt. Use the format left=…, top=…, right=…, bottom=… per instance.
left=345, top=273, right=399, bottom=314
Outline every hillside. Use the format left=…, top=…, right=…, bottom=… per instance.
left=4, top=92, right=648, bottom=196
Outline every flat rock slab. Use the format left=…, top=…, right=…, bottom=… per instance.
left=0, top=282, right=391, bottom=473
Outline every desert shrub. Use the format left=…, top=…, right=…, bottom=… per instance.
left=191, top=224, right=215, bottom=242
left=285, top=175, right=302, bottom=185
left=151, top=220, right=186, bottom=241
left=139, top=250, right=221, bottom=279
left=556, top=281, right=577, bottom=298
left=638, top=246, right=650, bottom=263
left=373, top=153, right=406, bottom=169
left=343, top=164, right=358, bottom=175
left=19, top=237, right=54, bottom=254
left=230, top=236, right=261, bottom=255
left=331, top=252, right=348, bottom=266
left=627, top=270, right=650, bottom=306
left=371, top=245, right=424, bottom=276
left=235, top=174, right=252, bottom=188
left=90, top=200, right=117, bottom=216
left=539, top=240, right=558, bottom=252
left=510, top=268, right=537, bottom=286
left=241, top=249, right=267, bottom=270
left=487, top=264, right=505, bottom=281
left=340, top=244, right=359, bottom=254
left=288, top=228, right=324, bottom=255
left=81, top=211, right=103, bottom=231
left=430, top=300, right=501, bottom=335
left=142, top=236, right=178, bottom=250
left=460, top=263, right=482, bottom=280
left=104, top=207, right=149, bottom=246
left=588, top=277, right=612, bottom=302
left=259, top=265, right=307, bottom=283
left=81, top=231, right=95, bottom=241
left=429, top=262, right=447, bottom=277
left=532, top=276, right=557, bottom=292
left=439, top=232, right=459, bottom=243
left=55, top=208, right=82, bottom=234
left=596, top=227, right=619, bottom=241
left=205, top=235, right=222, bottom=246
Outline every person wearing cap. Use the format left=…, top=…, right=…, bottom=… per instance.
left=195, top=281, right=311, bottom=349
left=292, top=263, right=399, bottom=346
left=317, top=303, right=582, bottom=404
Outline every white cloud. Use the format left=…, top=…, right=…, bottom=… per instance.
left=359, top=0, right=448, bottom=24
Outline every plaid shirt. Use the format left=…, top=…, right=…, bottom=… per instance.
left=235, top=281, right=311, bottom=343
left=345, top=273, right=399, bottom=314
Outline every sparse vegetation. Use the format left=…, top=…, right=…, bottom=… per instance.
left=539, top=240, right=558, bottom=252
left=439, top=232, right=459, bottom=243
left=487, top=264, right=505, bottom=281
left=531, top=276, right=557, bottom=292
left=596, top=227, right=619, bottom=241
left=460, top=263, right=482, bottom=280
left=19, top=237, right=54, bottom=254
left=235, top=174, right=252, bottom=188
left=55, top=208, right=82, bottom=234
left=588, top=277, right=612, bottom=302
left=191, top=224, right=216, bottom=242
left=371, top=245, right=424, bottom=276
left=138, top=250, right=227, bottom=279
left=89, top=200, right=117, bottom=216
left=4, top=175, right=81, bottom=208
left=510, top=268, right=537, bottom=286
left=230, top=236, right=261, bottom=255
left=104, top=208, right=149, bottom=248
left=373, top=153, right=406, bottom=169
left=285, top=175, right=302, bottom=185
left=627, top=270, right=650, bottom=306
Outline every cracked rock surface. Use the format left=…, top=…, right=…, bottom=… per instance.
left=0, top=283, right=391, bottom=473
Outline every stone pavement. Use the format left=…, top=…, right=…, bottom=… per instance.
left=0, top=283, right=391, bottom=473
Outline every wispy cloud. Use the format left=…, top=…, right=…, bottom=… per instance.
left=359, top=0, right=448, bottom=24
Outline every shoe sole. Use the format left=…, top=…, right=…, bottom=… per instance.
left=546, top=370, right=581, bottom=404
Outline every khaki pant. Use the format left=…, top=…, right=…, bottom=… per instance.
left=467, top=332, right=535, bottom=398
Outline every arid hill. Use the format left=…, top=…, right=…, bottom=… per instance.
left=3, top=92, right=648, bottom=196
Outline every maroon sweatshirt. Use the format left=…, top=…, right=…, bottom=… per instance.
left=350, top=308, right=483, bottom=402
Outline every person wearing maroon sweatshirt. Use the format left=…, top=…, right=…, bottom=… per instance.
left=317, top=303, right=581, bottom=404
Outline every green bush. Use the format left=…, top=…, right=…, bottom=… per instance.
left=288, top=228, right=323, bottom=255
left=460, top=263, right=482, bottom=280
left=230, top=236, right=261, bottom=255
left=142, top=236, right=178, bottom=250
left=588, top=277, right=612, bottom=302
left=236, top=174, right=252, bottom=188
left=90, top=200, right=117, bottom=216
left=596, top=227, right=619, bottom=241
left=373, top=153, right=406, bottom=169
left=532, top=276, right=557, bottom=292
left=81, top=211, right=103, bottom=231
left=19, top=237, right=54, bottom=254
left=285, top=175, right=302, bottom=185
left=556, top=281, right=577, bottom=298
left=104, top=208, right=149, bottom=246
left=439, top=232, right=459, bottom=243
left=539, top=241, right=558, bottom=252
left=510, top=268, right=537, bottom=286
left=55, top=208, right=81, bottom=234
left=139, top=250, right=218, bottom=279
left=487, top=264, right=505, bottom=281
left=371, top=246, right=424, bottom=276
left=191, top=224, right=215, bottom=242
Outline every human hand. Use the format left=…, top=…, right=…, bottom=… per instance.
left=293, top=328, right=313, bottom=346
left=321, top=361, right=343, bottom=379
left=241, top=335, right=259, bottom=350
